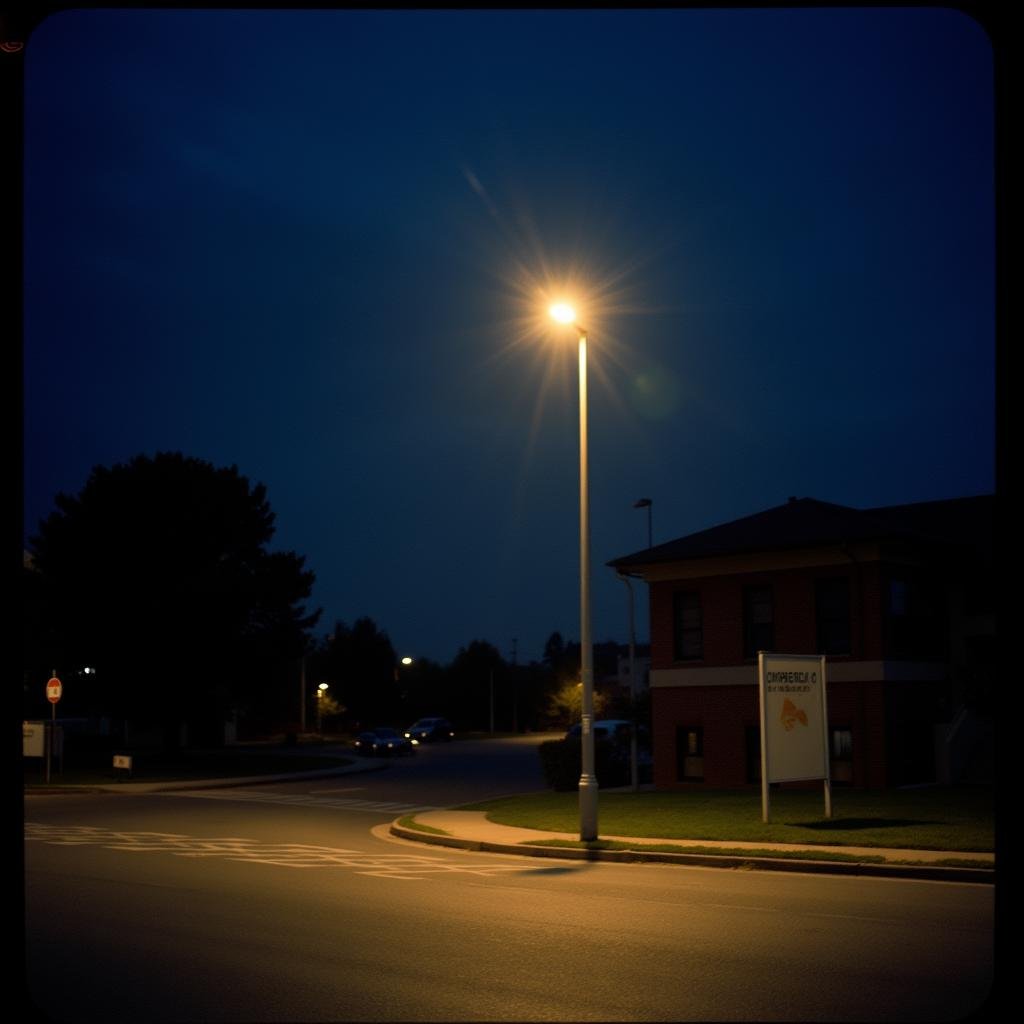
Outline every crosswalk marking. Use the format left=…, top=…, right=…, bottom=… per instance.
left=160, top=788, right=440, bottom=817
left=25, top=822, right=527, bottom=880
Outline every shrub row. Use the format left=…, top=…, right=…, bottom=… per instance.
left=538, top=737, right=632, bottom=791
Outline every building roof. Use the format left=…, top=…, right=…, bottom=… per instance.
left=608, top=495, right=994, bottom=570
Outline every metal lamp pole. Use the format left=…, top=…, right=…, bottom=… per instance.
left=549, top=302, right=598, bottom=841
left=577, top=323, right=598, bottom=840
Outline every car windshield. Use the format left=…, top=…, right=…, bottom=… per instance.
left=374, top=728, right=399, bottom=738
left=413, top=720, right=437, bottom=728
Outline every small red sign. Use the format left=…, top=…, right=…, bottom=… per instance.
left=46, top=677, right=62, bottom=704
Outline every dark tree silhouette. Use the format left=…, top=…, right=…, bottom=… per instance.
left=446, top=640, right=506, bottom=730
left=27, top=452, right=320, bottom=745
left=311, top=617, right=400, bottom=728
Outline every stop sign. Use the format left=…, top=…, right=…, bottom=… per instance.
left=46, top=677, right=62, bottom=704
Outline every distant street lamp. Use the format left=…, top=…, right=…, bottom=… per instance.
left=316, top=682, right=329, bottom=736
left=634, top=497, right=652, bottom=548
left=396, top=656, right=415, bottom=710
left=549, top=301, right=598, bottom=841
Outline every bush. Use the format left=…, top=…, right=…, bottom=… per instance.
left=538, top=737, right=630, bottom=791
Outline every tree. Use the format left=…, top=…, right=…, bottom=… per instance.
left=312, top=617, right=399, bottom=728
left=545, top=679, right=609, bottom=728
left=542, top=631, right=570, bottom=674
left=447, top=640, right=505, bottom=731
left=27, top=452, right=320, bottom=745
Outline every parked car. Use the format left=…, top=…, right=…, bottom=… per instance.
left=565, top=719, right=651, bottom=759
left=353, top=727, right=414, bottom=756
left=563, top=719, right=635, bottom=744
left=404, top=717, right=455, bottom=744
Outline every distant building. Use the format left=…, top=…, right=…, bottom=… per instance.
left=615, top=650, right=651, bottom=693
left=609, top=495, right=994, bottom=789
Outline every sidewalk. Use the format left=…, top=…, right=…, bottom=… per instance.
left=391, top=809, right=995, bottom=884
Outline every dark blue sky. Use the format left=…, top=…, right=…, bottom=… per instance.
left=22, top=7, right=995, bottom=666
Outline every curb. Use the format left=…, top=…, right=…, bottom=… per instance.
left=389, top=823, right=995, bottom=884
left=24, top=759, right=389, bottom=795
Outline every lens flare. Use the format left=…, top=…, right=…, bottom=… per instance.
left=549, top=302, right=577, bottom=325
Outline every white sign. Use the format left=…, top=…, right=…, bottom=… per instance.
left=758, top=652, right=832, bottom=821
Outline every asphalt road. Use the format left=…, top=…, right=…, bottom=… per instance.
left=23, top=737, right=995, bottom=1022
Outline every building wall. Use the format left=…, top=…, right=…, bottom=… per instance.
left=645, top=555, right=955, bottom=789
left=632, top=502, right=990, bottom=790
left=652, top=679, right=889, bottom=789
left=650, top=558, right=887, bottom=670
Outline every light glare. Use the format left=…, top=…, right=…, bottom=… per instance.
left=549, top=302, right=576, bottom=325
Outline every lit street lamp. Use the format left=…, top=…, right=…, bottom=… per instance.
left=549, top=301, right=598, bottom=841
left=316, top=682, right=329, bottom=736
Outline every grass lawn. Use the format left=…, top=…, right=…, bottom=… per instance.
left=457, top=786, right=994, bottom=852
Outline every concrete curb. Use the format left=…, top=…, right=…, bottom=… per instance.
left=24, top=758, right=389, bottom=795
left=388, top=822, right=996, bottom=884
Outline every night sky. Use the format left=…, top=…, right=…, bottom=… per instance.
left=22, top=7, right=995, bottom=666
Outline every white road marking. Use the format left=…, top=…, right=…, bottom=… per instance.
left=25, top=823, right=530, bottom=880
left=160, top=788, right=440, bottom=816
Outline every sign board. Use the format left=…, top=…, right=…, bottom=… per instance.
left=23, top=721, right=45, bottom=757
left=758, top=652, right=831, bottom=821
left=46, top=677, right=62, bottom=704
left=113, top=755, right=133, bottom=770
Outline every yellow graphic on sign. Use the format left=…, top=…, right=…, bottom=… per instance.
left=780, top=698, right=809, bottom=731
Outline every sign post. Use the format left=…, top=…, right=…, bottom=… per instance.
left=45, top=674, right=62, bottom=783
left=758, top=653, right=831, bottom=823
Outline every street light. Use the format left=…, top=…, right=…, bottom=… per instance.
left=633, top=497, right=652, bottom=548
left=316, top=682, right=329, bottom=736
left=549, top=301, right=598, bottom=841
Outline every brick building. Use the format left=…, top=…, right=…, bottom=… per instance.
left=609, top=495, right=994, bottom=789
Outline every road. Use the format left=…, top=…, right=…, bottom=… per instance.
left=24, top=736, right=995, bottom=1022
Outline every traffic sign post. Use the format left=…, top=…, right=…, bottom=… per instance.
left=45, top=675, right=61, bottom=784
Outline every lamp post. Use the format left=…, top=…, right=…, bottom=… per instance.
left=549, top=301, right=598, bottom=841
left=397, top=656, right=414, bottom=714
left=617, top=571, right=639, bottom=791
left=634, top=497, right=652, bottom=548
left=316, top=682, right=329, bottom=736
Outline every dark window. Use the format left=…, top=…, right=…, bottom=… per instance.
left=672, top=591, right=703, bottom=661
left=885, top=575, right=946, bottom=657
left=676, top=726, right=704, bottom=781
left=815, top=577, right=851, bottom=655
left=830, top=727, right=853, bottom=784
left=743, top=585, right=774, bottom=658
